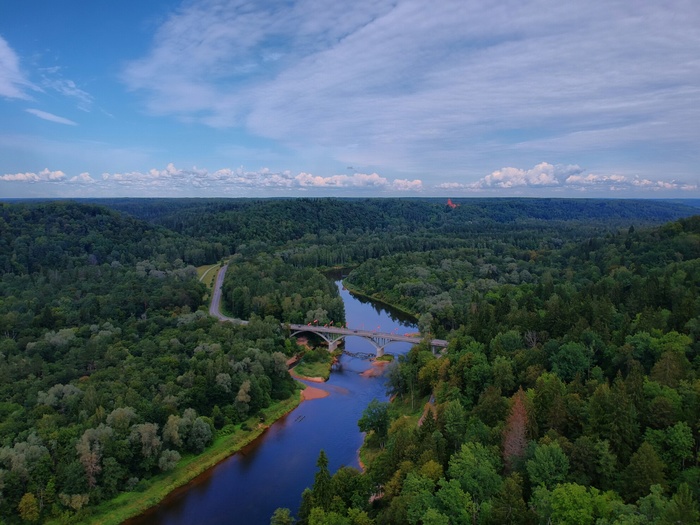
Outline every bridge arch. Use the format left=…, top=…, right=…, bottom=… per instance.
left=290, top=328, right=346, bottom=352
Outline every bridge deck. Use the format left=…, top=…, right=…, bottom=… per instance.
left=288, top=324, right=448, bottom=348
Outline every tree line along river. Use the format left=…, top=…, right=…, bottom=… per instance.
left=126, top=280, right=418, bottom=525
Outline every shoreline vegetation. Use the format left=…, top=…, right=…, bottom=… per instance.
left=341, top=280, right=418, bottom=322
left=63, top=387, right=305, bottom=525
left=95, top=343, right=377, bottom=525
left=85, top=344, right=338, bottom=524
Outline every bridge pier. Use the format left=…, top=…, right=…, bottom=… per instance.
left=368, top=336, right=392, bottom=358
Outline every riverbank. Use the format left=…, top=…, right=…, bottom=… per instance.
left=300, top=383, right=330, bottom=400
left=341, top=280, right=419, bottom=322
left=63, top=391, right=304, bottom=525
left=291, top=368, right=327, bottom=383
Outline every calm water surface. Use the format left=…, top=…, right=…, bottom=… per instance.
left=127, top=281, right=417, bottom=525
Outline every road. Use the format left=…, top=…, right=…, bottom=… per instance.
left=209, top=263, right=248, bottom=324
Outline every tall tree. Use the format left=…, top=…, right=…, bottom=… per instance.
left=621, top=442, right=667, bottom=503
left=312, top=450, right=333, bottom=512
left=358, top=399, right=390, bottom=449
left=503, top=388, right=528, bottom=473
left=526, top=442, right=570, bottom=490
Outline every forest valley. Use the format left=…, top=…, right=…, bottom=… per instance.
left=1, top=198, right=700, bottom=525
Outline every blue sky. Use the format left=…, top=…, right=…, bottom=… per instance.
left=1, top=0, right=699, bottom=198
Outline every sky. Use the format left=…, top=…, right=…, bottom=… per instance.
left=1, top=0, right=699, bottom=198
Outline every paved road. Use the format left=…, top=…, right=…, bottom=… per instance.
left=209, top=263, right=247, bottom=324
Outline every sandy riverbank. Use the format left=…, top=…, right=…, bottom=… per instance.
left=300, top=384, right=330, bottom=400
left=359, top=360, right=390, bottom=378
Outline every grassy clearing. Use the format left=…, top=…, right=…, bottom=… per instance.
left=293, top=347, right=334, bottom=381
left=294, top=357, right=332, bottom=381
left=196, top=263, right=220, bottom=289
left=60, top=393, right=302, bottom=525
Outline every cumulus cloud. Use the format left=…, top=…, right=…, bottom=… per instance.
left=565, top=172, right=698, bottom=192
left=0, top=168, right=65, bottom=182
left=293, top=172, right=422, bottom=190
left=69, top=172, right=95, bottom=184
left=25, top=109, right=77, bottom=126
left=442, top=162, right=697, bottom=194
left=2, top=162, right=422, bottom=195
left=471, top=163, right=584, bottom=189
left=296, top=172, right=390, bottom=188
left=392, top=178, right=423, bottom=191
left=0, top=36, right=36, bottom=99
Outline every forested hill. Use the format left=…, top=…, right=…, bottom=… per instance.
left=0, top=201, right=300, bottom=524
left=0, top=201, right=227, bottom=274
left=90, top=197, right=699, bottom=245
left=296, top=213, right=700, bottom=524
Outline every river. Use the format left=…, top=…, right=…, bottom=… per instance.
left=127, top=281, right=417, bottom=525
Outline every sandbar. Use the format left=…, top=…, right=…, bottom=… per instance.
left=359, top=360, right=390, bottom=378
left=301, top=385, right=330, bottom=400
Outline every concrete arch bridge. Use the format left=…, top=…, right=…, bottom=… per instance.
left=287, top=324, right=448, bottom=358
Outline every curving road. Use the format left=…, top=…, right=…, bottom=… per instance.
left=209, top=263, right=248, bottom=324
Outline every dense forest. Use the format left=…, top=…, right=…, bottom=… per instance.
left=0, top=201, right=324, bottom=523
left=1, top=198, right=700, bottom=524
left=281, top=212, right=700, bottom=524
left=221, top=253, right=345, bottom=325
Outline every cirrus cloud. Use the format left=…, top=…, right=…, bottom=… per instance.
left=25, top=109, right=77, bottom=126
left=0, top=35, right=37, bottom=100
left=120, top=0, right=700, bottom=183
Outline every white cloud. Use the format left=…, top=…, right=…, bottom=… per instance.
left=0, top=36, right=37, bottom=99
left=443, top=162, right=698, bottom=194
left=1, top=160, right=694, bottom=197
left=436, top=182, right=468, bottom=190
left=392, top=178, right=423, bottom=191
left=43, top=77, right=93, bottom=112
left=295, top=172, right=390, bottom=188
left=2, top=162, right=423, bottom=195
left=25, top=109, right=77, bottom=126
left=563, top=172, right=699, bottom=192
left=69, top=172, right=95, bottom=184
left=0, top=168, right=65, bottom=182
left=120, top=0, right=700, bottom=179
left=471, top=163, right=583, bottom=189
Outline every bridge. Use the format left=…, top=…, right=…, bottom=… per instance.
left=210, top=264, right=448, bottom=358
left=287, top=324, right=448, bottom=357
